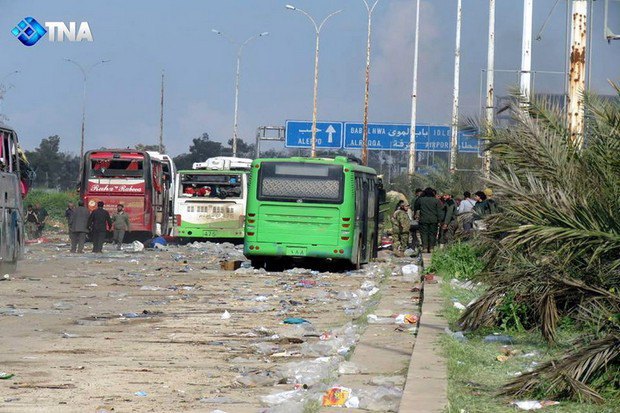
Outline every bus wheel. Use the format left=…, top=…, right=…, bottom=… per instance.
left=250, top=258, right=265, bottom=269
left=355, top=241, right=363, bottom=271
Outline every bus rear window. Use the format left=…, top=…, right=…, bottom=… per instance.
left=180, top=173, right=243, bottom=199
left=90, top=159, right=144, bottom=178
left=258, top=162, right=343, bottom=204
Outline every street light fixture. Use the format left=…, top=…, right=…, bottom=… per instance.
left=361, top=0, right=380, bottom=166
left=213, top=29, right=269, bottom=157
left=286, top=4, right=342, bottom=158
left=64, top=58, right=111, bottom=159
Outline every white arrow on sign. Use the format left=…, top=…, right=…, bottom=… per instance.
left=326, top=124, right=336, bottom=144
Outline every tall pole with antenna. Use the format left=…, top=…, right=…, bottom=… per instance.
left=483, top=0, right=495, bottom=179
left=361, top=0, right=379, bottom=166
left=520, top=0, right=534, bottom=104
left=449, top=0, right=462, bottom=173
left=568, top=0, right=588, bottom=148
left=408, top=0, right=421, bottom=176
left=159, top=70, right=165, bottom=153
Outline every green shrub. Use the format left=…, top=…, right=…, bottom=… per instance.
left=427, top=242, right=484, bottom=280
left=24, top=189, right=79, bottom=220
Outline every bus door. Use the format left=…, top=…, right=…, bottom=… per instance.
left=355, top=174, right=370, bottom=261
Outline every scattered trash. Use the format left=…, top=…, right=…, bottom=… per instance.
left=254, top=295, right=269, bottom=302
left=512, top=400, right=560, bottom=410
left=221, top=310, right=231, bottom=320
left=260, top=389, right=303, bottom=406
left=62, top=332, right=80, bottom=339
left=0, top=372, right=14, bottom=380
left=134, top=391, right=148, bottom=397
left=283, top=317, right=309, bottom=324
left=394, top=314, right=419, bottom=325
left=401, top=264, right=419, bottom=277
left=297, top=279, right=316, bottom=288
left=322, top=386, right=352, bottom=407
left=130, top=241, right=144, bottom=252
left=445, top=328, right=467, bottom=342
left=235, top=371, right=279, bottom=387
left=338, top=361, right=361, bottom=374
left=1, top=274, right=9, bottom=281
left=424, top=273, right=438, bottom=284
left=484, top=334, right=514, bottom=344
left=453, top=301, right=466, bottom=310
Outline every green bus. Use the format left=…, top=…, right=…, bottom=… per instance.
left=244, top=156, right=383, bottom=268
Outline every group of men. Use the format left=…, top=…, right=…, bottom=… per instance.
left=64, top=201, right=131, bottom=253
left=24, top=203, right=48, bottom=240
left=391, top=187, right=498, bottom=255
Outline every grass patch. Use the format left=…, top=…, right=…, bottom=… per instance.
left=24, top=189, right=79, bottom=221
left=441, top=278, right=620, bottom=412
left=427, top=242, right=484, bottom=280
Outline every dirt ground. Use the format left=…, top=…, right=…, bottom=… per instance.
left=0, top=236, right=416, bottom=413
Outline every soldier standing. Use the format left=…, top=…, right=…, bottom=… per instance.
left=88, top=201, right=112, bottom=253
left=391, top=200, right=411, bottom=257
left=111, top=204, right=130, bottom=250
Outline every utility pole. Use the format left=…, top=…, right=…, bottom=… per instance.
left=361, top=0, right=379, bottom=166
left=520, top=0, right=534, bottom=104
left=449, top=0, right=462, bottom=173
left=286, top=5, right=342, bottom=158
left=568, top=0, right=587, bottom=147
left=159, top=70, right=164, bottom=153
left=483, top=0, right=495, bottom=179
left=64, top=59, right=111, bottom=160
left=408, top=0, right=421, bottom=176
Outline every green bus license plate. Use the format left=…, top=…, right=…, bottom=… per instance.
left=286, top=247, right=307, bottom=256
left=203, top=230, right=216, bottom=237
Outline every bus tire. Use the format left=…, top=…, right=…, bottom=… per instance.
left=355, top=240, right=363, bottom=270
left=250, top=258, right=265, bottom=269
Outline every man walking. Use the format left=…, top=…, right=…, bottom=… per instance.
left=111, top=204, right=130, bottom=250
left=414, top=187, right=443, bottom=253
left=391, top=200, right=411, bottom=257
left=69, top=201, right=90, bottom=253
left=88, top=201, right=112, bottom=253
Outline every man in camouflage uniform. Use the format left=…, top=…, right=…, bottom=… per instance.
left=391, top=200, right=411, bottom=257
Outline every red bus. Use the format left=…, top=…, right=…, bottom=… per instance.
left=79, top=149, right=172, bottom=239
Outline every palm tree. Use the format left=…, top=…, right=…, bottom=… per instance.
left=459, top=84, right=620, bottom=401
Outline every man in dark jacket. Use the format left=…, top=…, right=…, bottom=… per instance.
left=88, top=201, right=112, bottom=253
left=414, top=187, right=443, bottom=253
left=69, top=201, right=90, bottom=253
left=439, top=194, right=457, bottom=246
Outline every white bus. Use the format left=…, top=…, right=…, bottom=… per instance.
left=173, top=157, right=252, bottom=240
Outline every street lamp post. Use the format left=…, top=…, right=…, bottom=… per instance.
left=213, top=30, right=269, bottom=158
left=286, top=4, right=342, bottom=158
left=64, top=58, right=110, bottom=159
left=0, top=70, right=20, bottom=117
left=361, top=0, right=379, bottom=166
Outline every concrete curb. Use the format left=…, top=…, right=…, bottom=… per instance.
left=399, top=277, right=448, bottom=412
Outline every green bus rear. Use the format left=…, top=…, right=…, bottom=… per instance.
left=244, top=156, right=381, bottom=267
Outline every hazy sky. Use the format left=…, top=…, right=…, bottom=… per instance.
left=0, top=0, right=618, bottom=156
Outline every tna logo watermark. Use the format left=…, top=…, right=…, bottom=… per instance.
left=11, top=17, right=93, bottom=46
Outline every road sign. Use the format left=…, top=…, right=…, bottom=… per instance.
left=285, top=120, right=344, bottom=149
left=343, top=122, right=480, bottom=153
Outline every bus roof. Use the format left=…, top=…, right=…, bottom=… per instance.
left=253, top=156, right=378, bottom=175
left=178, top=169, right=249, bottom=175
left=85, top=149, right=149, bottom=160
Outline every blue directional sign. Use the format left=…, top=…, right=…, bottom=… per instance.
left=285, top=120, right=344, bottom=149
left=343, top=122, right=479, bottom=153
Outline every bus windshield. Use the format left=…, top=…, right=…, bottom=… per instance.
left=180, top=173, right=243, bottom=199
left=258, top=162, right=343, bottom=204
left=90, top=159, right=145, bottom=178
